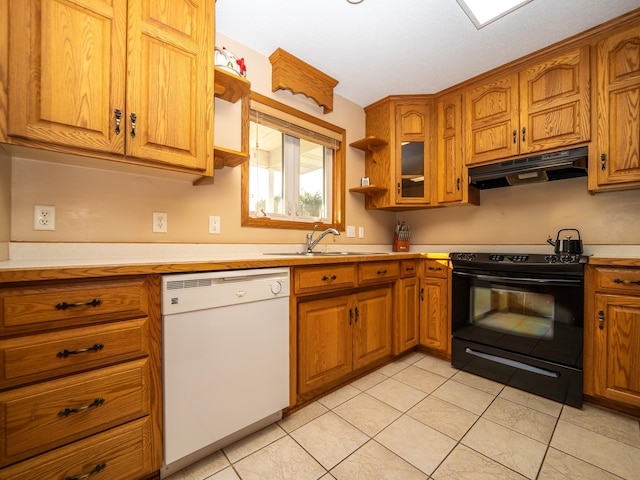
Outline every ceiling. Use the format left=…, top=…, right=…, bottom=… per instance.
left=216, top=0, right=639, bottom=107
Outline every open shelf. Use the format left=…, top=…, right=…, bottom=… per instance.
left=213, top=146, right=249, bottom=169
left=350, top=136, right=387, bottom=152
left=349, top=185, right=388, bottom=196
left=214, top=67, right=251, bottom=103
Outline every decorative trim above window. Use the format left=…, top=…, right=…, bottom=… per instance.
left=269, top=48, right=339, bottom=114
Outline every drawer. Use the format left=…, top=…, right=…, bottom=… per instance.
left=422, top=259, right=449, bottom=278
left=0, top=277, right=150, bottom=335
left=294, top=264, right=357, bottom=295
left=358, top=261, right=399, bottom=285
left=400, top=260, right=417, bottom=278
left=593, top=267, right=640, bottom=294
left=0, top=318, right=149, bottom=389
left=0, top=417, right=156, bottom=480
left=0, top=359, right=150, bottom=466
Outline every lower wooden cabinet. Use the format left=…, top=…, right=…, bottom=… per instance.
left=394, top=260, right=419, bottom=354
left=297, top=286, right=392, bottom=396
left=585, top=263, right=640, bottom=412
left=418, top=259, right=451, bottom=357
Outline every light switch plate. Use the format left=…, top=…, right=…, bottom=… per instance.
left=346, top=225, right=356, bottom=238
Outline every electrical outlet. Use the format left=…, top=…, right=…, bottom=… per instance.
left=153, top=212, right=167, bottom=233
left=346, top=225, right=356, bottom=238
left=209, top=216, right=221, bottom=234
left=33, top=205, right=56, bottom=231
left=358, top=226, right=365, bottom=238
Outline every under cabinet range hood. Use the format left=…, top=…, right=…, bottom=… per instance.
left=468, top=146, right=588, bottom=189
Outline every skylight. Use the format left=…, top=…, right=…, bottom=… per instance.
left=456, top=0, right=533, bottom=29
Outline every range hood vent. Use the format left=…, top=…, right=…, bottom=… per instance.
left=468, top=146, right=588, bottom=190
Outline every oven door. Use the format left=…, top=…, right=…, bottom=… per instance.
left=451, top=270, right=584, bottom=368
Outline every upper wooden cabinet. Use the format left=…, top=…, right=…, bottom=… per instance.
left=590, top=23, right=640, bottom=191
left=436, top=93, right=479, bottom=205
left=464, top=47, right=591, bottom=166
left=354, top=96, right=435, bottom=210
left=4, top=0, right=215, bottom=175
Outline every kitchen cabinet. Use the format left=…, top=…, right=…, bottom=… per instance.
left=464, top=46, right=590, bottom=166
left=293, top=262, right=395, bottom=399
left=419, top=259, right=451, bottom=358
left=394, top=260, right=419, bottom=355
left=584, top=262, right=640, bottom=413
left=436, top=92, right=479, bottom=205
left=0, top=275, right=162, bottom=479
left=590, top=23, right=640, bottom=191
left=352, top=95, right=435, bottom=210
left=3, top=0, right=214, bottom=175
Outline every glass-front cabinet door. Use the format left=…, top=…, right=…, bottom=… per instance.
left=395, top=103, right=432, bottom=204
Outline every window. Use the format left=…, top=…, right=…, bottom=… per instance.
left=241, top=92, right=345, bottom=230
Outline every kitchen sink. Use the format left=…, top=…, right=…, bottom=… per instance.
left=263, top=251, right=388, bottom=256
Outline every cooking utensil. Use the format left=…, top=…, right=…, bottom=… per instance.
left=546, top=228, right=583, bottom=254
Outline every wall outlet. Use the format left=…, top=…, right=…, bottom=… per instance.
left=346, top=225, right=356, bottom=238
left=33, top=205, right=56, bottom=231
left=358, top=226, right=365, bottom=238
left=209, top=216, right=221, bottom=234
left=152, top=212, right=167, bottom=233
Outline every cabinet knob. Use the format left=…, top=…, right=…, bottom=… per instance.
left=114, top=109, right=122, bottom=135
left=512, top=129, right=517, bottom=144
left=601, top=153, right=607, bottom=171
left=598, top=310, right=605, bottom=330
left=522, top=127, right=526, bottom=142
left=130, top=113, right=137, bottom=138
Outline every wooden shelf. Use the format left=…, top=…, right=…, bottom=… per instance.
left=214, top=146, right=249, bottom=169
left=350, top=136, right=388, bottom=152
left=349, top=185, right=387, bottom=196
left=214, top=67, right=251, bottom=103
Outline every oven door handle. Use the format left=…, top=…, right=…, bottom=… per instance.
left=453, top=271, right=582, bottom=286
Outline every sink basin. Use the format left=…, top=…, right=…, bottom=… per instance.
left=263, top=251, right=387, bottom=256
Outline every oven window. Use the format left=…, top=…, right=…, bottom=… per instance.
left=471, top=286, right=554, bottom=339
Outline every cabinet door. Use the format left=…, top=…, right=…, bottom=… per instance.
left=419, top=277, right=449, bottom=354
left=126, top=0, right=214, bottom=173
left=395, top=103, right=432, bottom=204
left=297, top=295, right=353, bottom=394
left=352, top=287, right=392, bottom=370
left=519, top=46, right=590, bottom=154
left=394, top=277, right=419, bottom=355
left=591, top=24, right=640, bottom=189
left=465, top=74, right=519, bottom=165
left=437, top=94, right=465, bottom=203
left=592, top=294, right=640, bottom=407
left=7, top=0, right=126, bottom=153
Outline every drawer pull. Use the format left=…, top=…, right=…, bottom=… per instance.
left=613, top=278, right=640, bottom=286
left=56, top=298, right=103, bottom=310
left=405, top=267, right=414, bottom=272
left=428, top=267, right=443, bottom=271
left=65, top=463, right=106, bottom=480
left=58, top=397, right=105, bottom=417
left=57, top=343, right=104, bottom=358
left=377, top=269, right=387, bottom=275
left=321, top=275, right=337, bottom=281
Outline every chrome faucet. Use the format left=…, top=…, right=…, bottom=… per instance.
left=306, top=225, right=340, bottom=253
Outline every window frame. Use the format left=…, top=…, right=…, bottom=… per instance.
left=241, top=91, right=345, bottom=231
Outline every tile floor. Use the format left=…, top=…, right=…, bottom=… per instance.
left=169, top=352, right=640, bottom=480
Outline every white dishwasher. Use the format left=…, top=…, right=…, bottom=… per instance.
left=161, top=267, right=290, bottom=477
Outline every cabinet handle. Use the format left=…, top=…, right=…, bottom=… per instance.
left=522, top=127, right=526, bottom=142
left=420, top=287, right=424, bottom=301
left=377, top=269, right=387, bottom=275
left=55, top=298, right=103, bottom=310
left=57, top=343, right=104, bottom=358
left=349, top=308, right=353, bottom=325
left=65, top=463, right=106, bottom=480
left=600, top=153, right=606, bottom=171
left=354, top=306, right=359, bottom=323
left=405, top=267, right=414, bottom=272
left=58, top=397, right=105, bottom=417
left=130, top=113, right=137, bottom=138
left=114, top=109, right=122, bottom=135
left=427, top=266, right=443, bottom=271
left=598, top=310, right=605, bottom=330
left=397, top=182, right=401, bottom=194
left=613, top=278, right=640, bottom=286
left=512, top=130, right=517, bottom=144
left=321, top=275, right=337, bottom=281
left=456, top=178, right=461, bottom=190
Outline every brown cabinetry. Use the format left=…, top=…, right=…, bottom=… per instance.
left=2, top=0, right=215, bottom=175
left=585, top=262, right=640, bottom=413
left=352, top=96, right=435, bottom=210
left=590, top=23, right=640, bottom=191
left=293, top=262, right=395, bottom=402
left=0, top=276, right=161, bottom=479
left=464, top=47, right=590, bottom=166
left=418, top=259, right=451, bottom=357
left=394, top=260, right=419, bottom=355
